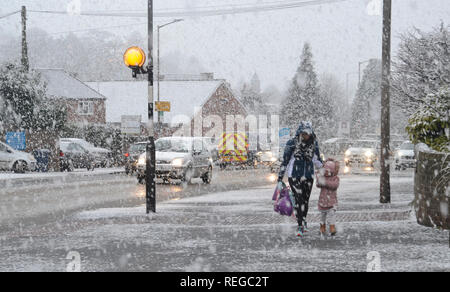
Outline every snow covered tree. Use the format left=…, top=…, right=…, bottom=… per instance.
left=280, top=43, right=334, bottom=140
left=239, top=74, right=267, bottom=115
left=0, top=63, right=66, bottom=133
left=351, top=59, right=382, bottom=138
left=320, top=73, right=347, bottom=136
left=406, top=87, right=450, bottom=152
left=250, top=73, right=261, bottom=95
left=392, top=23, right=450, bottom=113
left=261, top=85, right=283, bottom=105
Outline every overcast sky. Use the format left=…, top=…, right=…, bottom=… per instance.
left=1, top=0, right=449, bottom=95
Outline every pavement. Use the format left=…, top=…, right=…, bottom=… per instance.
left=0, top=171, right=448, bottom=272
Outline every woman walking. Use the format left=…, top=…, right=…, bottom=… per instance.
left=277, top=121, right=323, bottom=237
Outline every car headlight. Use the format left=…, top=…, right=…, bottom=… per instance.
left=345, top=150, right=351, bottom=156
left=365, top=151, right=374, bottom=158
left=172, top=158, right=184, bottom=167
left=138, top=155, right=146, bottom=166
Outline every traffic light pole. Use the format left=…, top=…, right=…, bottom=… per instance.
left=380, top=0, right=391, bottom=204
left=146, top=0, right=156, bottom=213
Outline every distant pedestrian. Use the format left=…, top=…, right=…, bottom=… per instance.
left=316, top=158, right=340, bottom=236
left=277, top=121, right=323, bottom=237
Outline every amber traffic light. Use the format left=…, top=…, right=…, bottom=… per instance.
left=123, top=46, right=146, bottom=68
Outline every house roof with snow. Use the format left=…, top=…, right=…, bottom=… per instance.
left=37, top=69, right=106, bottom=100
left=87, top=77, right=228, bottom=124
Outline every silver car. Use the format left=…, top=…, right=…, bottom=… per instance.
left=394, top=141, right=416, bottom=170
left=344, top=140, right=380, bottom=167
left=0, top=141, right=37, bottom=173
left=136, top=137, right=213, bottom=184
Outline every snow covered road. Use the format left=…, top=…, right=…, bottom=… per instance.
left=0, top=168, right=276, bottom=226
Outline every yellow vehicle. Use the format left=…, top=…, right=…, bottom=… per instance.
left=218, top=133, right=250, bottom=169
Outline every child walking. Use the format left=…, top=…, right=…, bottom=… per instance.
left=316, top=158, right=340, bottom=236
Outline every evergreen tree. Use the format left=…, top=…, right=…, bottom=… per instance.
left=351, top=59, right=382, bottom=138
left=280, top=43, right=333, bottom=140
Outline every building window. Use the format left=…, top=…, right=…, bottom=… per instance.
left=78, top=101, right=94, bottom=115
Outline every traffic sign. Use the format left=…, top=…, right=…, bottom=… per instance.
left=6, top=132, right=26, bottom=150
left=155, top=101, right=171, bottom=112
left=279, top=128, right=291, bottom=149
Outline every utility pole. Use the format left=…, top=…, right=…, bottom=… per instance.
left=380, top=0, right=391, bottom=204
left=21, top=6, right=29, bottom=71
left=146, top=0, right=156, bottom=213
left=157, top=24, right=161, bottom=127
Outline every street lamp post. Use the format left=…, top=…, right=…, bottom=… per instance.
left=358, top=59, right=372, bottom=86
left=346, top=71, right=358, bottom=107
left=157, top=19, right=184, bottom=128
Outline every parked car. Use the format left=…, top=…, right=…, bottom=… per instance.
left=394, top=141, right=416, bottom=170
left=59, top=142, right=95, bottom=172
left=344, top=140, right=380, bottom=167
left=60, top=138, right=112, bottom=168
left=124, top=142, right=148, bottom=175
left=0, top=141, right=36, bottom=173
left=136, top=137, right=213, bottom=184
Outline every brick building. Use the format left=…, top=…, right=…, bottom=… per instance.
left=87, top=74, right=247, bottom=138
left=38, top=69, right=106, bottom=125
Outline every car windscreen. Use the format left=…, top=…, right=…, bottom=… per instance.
left=156, top=140, right=191, bottom=153
left=130, top=144, right=147, bottom=153
left=400, top=143, right=414, bottom=150
left=60, top=143, right=71, bottom=151
left=0, top=143, right=9, bottom=152
left=77, top=140, right=95, bottom=149
left=354, top=141, right=378, bottom=148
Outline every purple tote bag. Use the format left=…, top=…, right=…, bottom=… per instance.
left=272, top=183, right=295, bottom=217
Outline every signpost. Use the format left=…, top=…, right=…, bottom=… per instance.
left=155, top=101, right=171, bottom=113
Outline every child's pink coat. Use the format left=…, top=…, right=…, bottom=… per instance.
left=316, top=160, right=340, bottom=211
